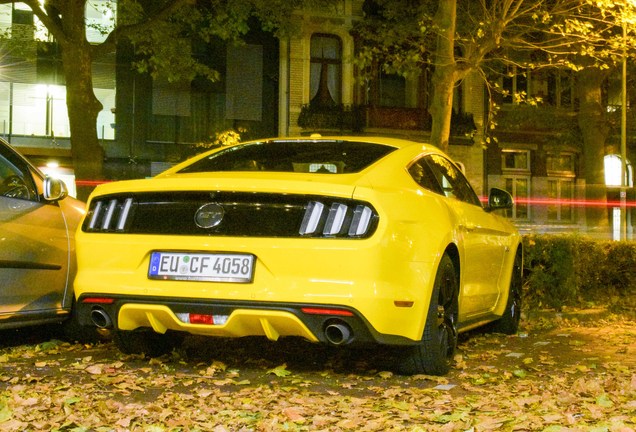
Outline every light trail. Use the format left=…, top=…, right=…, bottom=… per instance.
left=481, top=196, right=636, bottom=208
left=77, top=179, right=634, bottom=208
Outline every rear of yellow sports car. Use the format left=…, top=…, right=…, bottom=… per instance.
left=74, top=173, right=450, bottom=345
left=73, top=137, right=520, bottom=374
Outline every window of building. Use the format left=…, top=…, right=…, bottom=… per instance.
left=501, top=149, right=531, bottom=219
left=0, top=83, right=115, bottom=140
left=502, top=149, right=530, bottom=172
left=504, top=177, right=529, bottom=219
left=0, top=3, right=116, bottom=141
left=310, top=34, right=342, bottom=107
left=11, top=7, right=32, bottom=25
left=605, top=154, right=634, bottom=187
left=547, top=178, right=573, bottom=221
left=226, top=44, right=262, bottom=121
left=546, top=152, right=575, bottom=222
left=547, top=70, right=574, bottom=108
left=376, top=72, right=406, bottom=107
left=547, top=153, right=575, bottom=174
left=85, top=1, right=116, bottom=44
left=1, top=2, right=115, bottom=44
left=502, top=66, right=528, bottom=104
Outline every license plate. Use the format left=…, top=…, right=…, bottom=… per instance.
left=148, top=251, right=254, bottom=282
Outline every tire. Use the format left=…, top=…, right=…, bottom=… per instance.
left=61, top=301, right=102, bottom=344
left=113, top=329, right=184, bottom=357
left=490, top=250, right=522, bottom=335
left=398, top=253, right=459, bottom=375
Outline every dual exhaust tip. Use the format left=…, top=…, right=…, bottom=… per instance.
left=90, top=306, right=354, bottom=345
left=324, top=321, right=353, bottom=345
left=90, top=307, right=113, bottom=329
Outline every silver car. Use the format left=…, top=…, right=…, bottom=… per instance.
left=0, top=138, right=88, bottom=338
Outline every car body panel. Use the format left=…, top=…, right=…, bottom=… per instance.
left=74, top=136, right=521, bottom=345
left=0, top=139, right=85, bottom=328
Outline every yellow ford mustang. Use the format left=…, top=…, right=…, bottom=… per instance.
left=74, top=136, right=522, bottom=375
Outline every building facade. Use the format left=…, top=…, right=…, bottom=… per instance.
left=0, top=0, right=633, bottom=238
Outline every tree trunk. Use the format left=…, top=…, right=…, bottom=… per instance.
left=429, top=0, right=457, bottom=153
left=61, top=43, right=104, bottom=201
left=576, top=67, right=609, bottom=235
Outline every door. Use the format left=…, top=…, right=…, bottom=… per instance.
left=422, top=154, right=511, bottom=317
left=0, top=145, right=69, bottom=322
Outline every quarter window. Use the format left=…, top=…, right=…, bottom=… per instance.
left=419, top=154, right=482, bottom=207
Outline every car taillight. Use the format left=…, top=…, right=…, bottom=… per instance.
left=84, top=196, right=135, bottom=232
left=81, top=297, right=115, bottom=304
left=299, top=201, right=377, bottom=238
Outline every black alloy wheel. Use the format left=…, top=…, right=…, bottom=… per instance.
left=398, top=253, right=459, bottom=375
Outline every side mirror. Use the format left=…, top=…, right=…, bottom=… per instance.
left=486, top=187, right=513, bottom=212
left=43, top=177, right=68, bottom=202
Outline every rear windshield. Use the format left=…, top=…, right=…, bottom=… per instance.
left=178, top=140, right=396, bottom=174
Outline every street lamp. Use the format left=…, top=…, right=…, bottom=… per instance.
left=620, top=11, right=627, bottom=240
left=619, top=0, right=635, bottom=240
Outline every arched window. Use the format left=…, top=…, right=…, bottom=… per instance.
left=310, top=34, right=342, bottom=107
left=605, top=154, right=633, bottom=187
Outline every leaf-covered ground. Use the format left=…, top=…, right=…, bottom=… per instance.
left=0, top=309, right=634, bottom=431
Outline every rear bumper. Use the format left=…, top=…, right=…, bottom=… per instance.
left=76, top=294, right=417, bottom=346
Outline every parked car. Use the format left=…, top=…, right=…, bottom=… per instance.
left=74, top=136, right=522, bottom=375
left=0, top=138, right=90, bottom=340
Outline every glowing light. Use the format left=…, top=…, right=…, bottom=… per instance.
left=605, top=154, right=623, bottom=186
left=481, top=196, right=636, bottom=208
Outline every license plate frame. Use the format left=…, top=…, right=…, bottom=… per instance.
left=148, top=251, right=255, bottom=283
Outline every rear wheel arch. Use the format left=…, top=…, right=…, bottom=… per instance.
left=443, top=243, right=461, bottom=283
left=490, top=245, right=523, bottom=335
left=397, top=249, right=460, bottom=375
left=415, top=243, right=460, bottom=335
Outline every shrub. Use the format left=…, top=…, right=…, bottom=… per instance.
left=522, top=234, right=636, bottom=311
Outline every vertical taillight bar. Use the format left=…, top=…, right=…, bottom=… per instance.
left=299, top=201, right=324, bottom=235
left=349, top=205, right=373, bottom=236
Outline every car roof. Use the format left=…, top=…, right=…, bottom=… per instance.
left=264, top=135, right=432, bottom=150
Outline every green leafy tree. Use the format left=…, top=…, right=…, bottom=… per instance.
left=544, top=0, right=636, bottom=230
left=0, top=0, right=321, bottom=198
left=355, top=0, right=590, bottom=151
left=355, top=0, right=636, bottom=230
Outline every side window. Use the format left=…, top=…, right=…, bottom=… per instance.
left=408, top=159, right=443, bottom=194
left=424, top=154, right=482, bottom=207
left=0, top=149, right=38, bottom=202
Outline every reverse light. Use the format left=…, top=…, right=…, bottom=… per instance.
left=176, top=313, right=229, bottom=325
